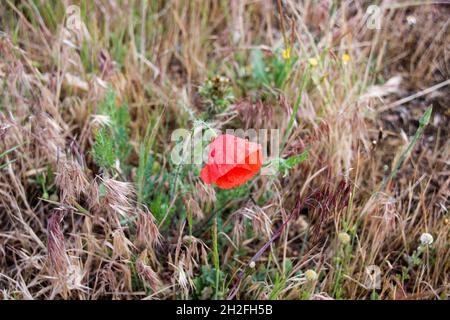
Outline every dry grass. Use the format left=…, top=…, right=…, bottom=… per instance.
left=0, top=0, right=448, bottom=300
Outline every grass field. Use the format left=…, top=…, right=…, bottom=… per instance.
left=0, top=0, right=449, bottom=300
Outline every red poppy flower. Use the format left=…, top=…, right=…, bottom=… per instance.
left=200, top=134, right=263, bottom=189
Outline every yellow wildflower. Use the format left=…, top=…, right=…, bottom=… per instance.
left=342, top=53, right=351, bottom=63
left=282, top=48, right=291, bottom=60
left=308, top=58, right=318, bottom=67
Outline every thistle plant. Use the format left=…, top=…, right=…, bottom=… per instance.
left=199, top=76, right=234, bottom=117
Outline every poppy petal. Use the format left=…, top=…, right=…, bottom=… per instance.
left=199, top=134, right=263, bottom=189
left=214, top=150, right=263, bottom=188
left=199, top=165, right=213, bottom=184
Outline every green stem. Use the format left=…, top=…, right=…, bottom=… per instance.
left=212, top=217, right=220, bottom=299
left=282, top=67, right=310, bottom=149
left=379, top=106, right=432, bottom=192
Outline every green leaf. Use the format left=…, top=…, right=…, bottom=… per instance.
left=274, top=148, right=310, bottom=177
left=0, top=159, right=16, bottom=170
left=284, top=148, right=309, bottom=168
left=0, top=144, right=22, bottom=159
left=91, top=128, right=115, bottom=170
left=91, top=86, right=132, bottom=172
left=419, top=106, right=432, bottom=126
left=0, top=144, right=22, bottom=170
left=251, top=49, right=268, bottom=85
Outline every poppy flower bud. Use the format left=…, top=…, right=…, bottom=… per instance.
left=200, top=134, right=263, bottom=189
